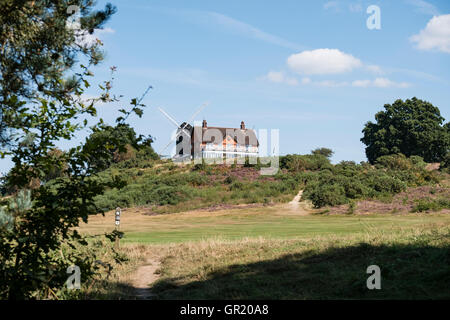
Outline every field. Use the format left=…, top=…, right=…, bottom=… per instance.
left=81, top=205, right=450, bottom=244
left=149, top=227, right=450, bottom=299
left=78, top=203, right=450, bottom=299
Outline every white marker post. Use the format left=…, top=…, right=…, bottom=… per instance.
left=115, top=207, right=121, bottom=249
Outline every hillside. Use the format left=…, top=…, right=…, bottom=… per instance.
left=91, top=153, right=449, bottom=216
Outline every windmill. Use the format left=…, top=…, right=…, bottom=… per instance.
left=158, top=102, right=210, bottom=158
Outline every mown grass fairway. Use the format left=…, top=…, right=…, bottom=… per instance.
left=79, top=205, right=450, bottom=244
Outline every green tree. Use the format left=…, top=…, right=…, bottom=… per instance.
left=0, top=0, right=116, bottom=149
left=361, top=97, right=450, bottom=164
left=311, top=147, right=334, bottom=159
left=0, top=1, right=151, bottom=300
left=84, top=123, right=157, bottom=172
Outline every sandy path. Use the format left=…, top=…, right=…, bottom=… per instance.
left=286, top=190, right=312, bottom=215
left=132, top=258, right=161, bottom=300
left=289, top=190, right=303, bottom=207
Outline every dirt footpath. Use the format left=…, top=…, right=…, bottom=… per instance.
left=131, top=257, right=161, bottom=299
left=287, top=190, right=313, bottom=215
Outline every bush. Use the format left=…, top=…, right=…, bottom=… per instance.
left=311, top=147, right=334, bottom=158
left=365, top=172, right=406, bottom=194
left=186, top=173, right=208, bottom=186
left=412, top=198, right=450, bottom=212
left=150, top=186, right=181, bottom=205
left=280, top=154, right=331, bottom=172
left=300, top=159, right=424, bottom=208
left=441, top=153, right=450, bottom=172
left=229, top=181, right=244, bottom=191
left=375, top=154, right=425, bottom=171
left=304, top=183, right=347, bottom=208
left=224, top=175, right=236, bottom=184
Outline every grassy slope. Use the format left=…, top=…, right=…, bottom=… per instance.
left=93, top=161, right=299, bottom=214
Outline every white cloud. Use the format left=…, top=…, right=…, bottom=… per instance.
left=366, top=65, right=384, bottom=74
left=373, top=78, right=411, bottom=88
left=287, top=49, right=362, bottom=75
left=352, top=78, right=411, bottom=88
left=265, top=71, right=284, bottom=83
left=263, top=50, right=411, bottom=88
left=352, top=79, right=372, bottom=87
left=405, top=0, right=439, bottom=16
left=301, top=77, right=312, bottom=84
left=268, top=76, right=348, bottom=88
left=262, top=72, right=411, bottom=89
left=263, top=71, right=298, bottom=86
left=315, top=80, right=349, bottom=87
left=410, top=14, right=450, bottom=53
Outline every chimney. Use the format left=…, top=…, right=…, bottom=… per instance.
left=202, top=119, right=207, bottom=128
left=240, top=121, right=245, bottom=130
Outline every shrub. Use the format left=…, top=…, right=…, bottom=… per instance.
left=375, top=154, right=426, bottom=171
left=301, top=160, right=418, bottom=207
left=365, top=172, right=406, bottom=194
left=280, top=154, right=331, bottom=172
left=305, top=183, right=347, bottom=208
left=412, top=198, right=450, bottom=212
left=441, top=153, right=450, bottom=172
left=342, top=179, right=371, bottom=199
left=224, top=175, right=236, bottom=184
left=186, top=173, right=208, bottom=186
left=311, top=147, right=334, bottom=158
left=150, top=186, right=181, bottom=205
left=229, top=181, right=244, bottom=191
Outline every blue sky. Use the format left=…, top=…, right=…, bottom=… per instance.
left=1, top=0, right=450, bottom=173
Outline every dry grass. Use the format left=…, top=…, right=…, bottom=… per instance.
left=142, top=225, right=450, bottom=299
left=78, top=201, right=450, bottom=299
left=78, top=203, right=450, bottom=245
left=81, top=243, right=150, bottom=299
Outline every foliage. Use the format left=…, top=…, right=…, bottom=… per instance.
left=412, top=198, right=450, bottom=212
left=361, top=97, right=449, bottom=163
left=301, top=157, right=438, bottom=208
left=441, top=152, right=450, bottom=173
left=0, top=67, right=149, bottom=299
left=0, top=0, right=116, bottom=149
left=375, top=154, right=426, bottom=171
left=304, top=183, right=348, bottom=208
left=91, top=162, right=299, bottom=213
left=311, top=147, right=334, bottom=158
left=280, top=154, right=331, bottom=172
left=0, top=1, right=157, bottom=300
left=91, top=152, right=445, bottom=212
left=84, top=123, right=158, bottom=172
